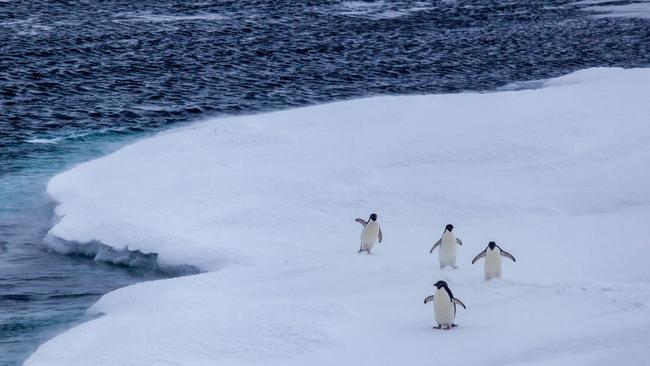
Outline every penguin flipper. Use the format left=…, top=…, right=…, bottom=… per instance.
left=471, top=250, right=486, bottom=264
left=500, top=249, right=516, bottom=262
left=355, top=218, right=367, bottom=227
left=423, top=295, right=434, bottom=304
left=456, top=238, right=463, bottom=245
left=429, top=239, right=441, bottom=254
left=378, top=226, right=383, bottom=243
left=452, top=298, right=466, bottom=309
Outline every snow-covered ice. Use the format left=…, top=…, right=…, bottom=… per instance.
left=27, top=68, right=650, bottom=365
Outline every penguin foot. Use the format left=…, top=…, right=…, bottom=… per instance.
left=451, top=324, right=458, bottom=327
left=433, top=325, right=442, bottom=329
left=451, top=265, right=458, bottom=269
left=357, top=249, right=363, bottom=253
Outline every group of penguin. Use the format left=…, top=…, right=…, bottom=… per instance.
left=355, top=213, right=517, bottom=330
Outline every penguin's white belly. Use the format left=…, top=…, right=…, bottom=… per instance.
left=433, top=292, right=455, bottom=326
left=360, top=222, right=379, bottom=249
left=485, top=250, right=502, bottom=279
left=439, top=237, right=457, bottom=266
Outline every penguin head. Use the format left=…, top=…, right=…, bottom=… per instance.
left=488, top=241, right=497, bottom=250
left=445, top=224, right=454, bottom=232
left=434, top=280, right=448, bottom=289
left=369, top=213, right=377, bottom=221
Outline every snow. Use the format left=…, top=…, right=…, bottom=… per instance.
left=28, top=67, right=650, bottom=365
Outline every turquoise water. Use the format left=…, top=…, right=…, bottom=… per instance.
left=0, top=131, right=168, bottom=365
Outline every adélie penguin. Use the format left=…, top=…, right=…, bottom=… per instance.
left=423, top=280, right=466, bottom=329
left=355, top=213, right=382, bottom=254
left=430, top=224, right=463, bottom=268
left=471, top=241, right=516, bottom=279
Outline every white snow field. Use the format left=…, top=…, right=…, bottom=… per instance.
left=27, top=68, right=650, bottom=365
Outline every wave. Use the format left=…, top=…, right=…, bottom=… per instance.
left=25, top=138, right=62, bottom=144
left=318, top=1, right=434, bottom=20
left=114, top=12, right=226, bottom=23
left=25, top=127, right=130, bottom=145
left=575, top=0, right=650, bottom=20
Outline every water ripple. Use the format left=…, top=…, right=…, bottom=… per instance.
left=2, top=0, right=650, bottom=174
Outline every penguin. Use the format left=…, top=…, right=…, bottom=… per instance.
left=471, top=241, right=516, bottom=279
left=429, top=224, right=462, bottom=268
left=423, top=280, right=466, bottom=329
left=355, top=213, right=382, bottom=254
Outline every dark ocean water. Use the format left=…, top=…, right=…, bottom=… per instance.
left=1, top=0, right=649, bottom=364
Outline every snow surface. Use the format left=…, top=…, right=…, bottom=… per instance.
left=28, top=67, right=650, bottom=365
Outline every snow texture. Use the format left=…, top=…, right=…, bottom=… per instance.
left=28, top=68, right=650, bottom=365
